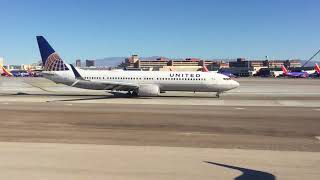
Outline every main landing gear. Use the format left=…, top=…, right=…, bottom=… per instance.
left=127, top=90, right=138, bottom=97
left=216, top=92, right=222, bottom=98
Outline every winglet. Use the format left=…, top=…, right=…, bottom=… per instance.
left=69, top=64, right=84, bottom=80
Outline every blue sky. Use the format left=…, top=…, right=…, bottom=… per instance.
left=0, top=0, right=319, bottom=64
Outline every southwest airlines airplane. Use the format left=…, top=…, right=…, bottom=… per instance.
left=281, top=65, right=309, bottom=78
left=36, top=36, right=239, bottom=97
left=0, top=65, right=13, bottom=77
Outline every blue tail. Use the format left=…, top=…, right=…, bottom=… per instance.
left=36, top=36, right=69, bottom=71
left=36, top=36, right=55, bottom=65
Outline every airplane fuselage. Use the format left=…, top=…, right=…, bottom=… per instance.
left=43, top=66, right=239, bottom=93
left=36, top=36, right=239, bottom=97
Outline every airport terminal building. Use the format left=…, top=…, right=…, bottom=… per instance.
left=120, top=55, right=302, bottom=76
left=121, top=55, right=229, bottom=71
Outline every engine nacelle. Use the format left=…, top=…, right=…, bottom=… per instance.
left=138, top=84, right=160, bottom=97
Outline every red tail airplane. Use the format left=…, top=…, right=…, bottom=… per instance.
left=0, top=65, right=13, bottom=77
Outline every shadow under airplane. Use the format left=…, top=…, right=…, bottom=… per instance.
left=204, top=161, right=276, bottom=180
left=0, top=92, right=153, bottom=102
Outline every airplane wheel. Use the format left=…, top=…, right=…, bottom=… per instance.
left=131, top=91, right=138, bottom=97
left=216, top=92, right=222, bottom=98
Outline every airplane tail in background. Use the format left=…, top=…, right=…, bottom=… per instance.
left=281, top=65, right=288, bottom=74
left=315, top=63, right=320, bottom=74
left=0, top=65, right=13, bottom=77
left=36, top=36, right=69, bottom=71
left=202, top=66, right=209, bottom=72
left=27, top=68, right=34, bottom=76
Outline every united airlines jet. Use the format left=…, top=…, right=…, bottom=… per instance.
left=36, top=36, right=239, bottom=97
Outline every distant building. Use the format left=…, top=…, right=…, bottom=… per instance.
left=21, top=64, right=31, bottom=70
left=229, top=58, right=301, bottom=68
left=225, top=58, right=302, bottom=76
left=125, top=55, right=138, bottom=64
left=76, top=59, right=81, bottom=67
left=85, top=60, right=95, bottom=67
left=7, top=65, right=21, bottom=71
left=123, top=55, right=228, bottom=71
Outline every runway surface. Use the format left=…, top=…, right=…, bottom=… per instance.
left=0, top=142, right=319, bottom=180
left=0, top=102, right=319, bottom=151
left=0, top=77, right=319, bottom=179
left=1, top=77, right=320, bottom=107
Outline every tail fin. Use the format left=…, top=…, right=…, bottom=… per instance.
left=281, top=65, right=288, bottom=74
left=27, top=68, right=33, bottom=76
left=315, top=63, right=320, bottom=74
left=202, top=66, right=209, bottom=72
left=36, top=36, right=69, bottom=71
left=0, top=65, right=13, bottom=77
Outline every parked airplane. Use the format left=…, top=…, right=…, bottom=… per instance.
left=281, top=65, right=309, bottom=78
left=197, top=65, right=236, bottom=78
left=0, top=65, right=13, bottom=77
left=36, top=36, right=239, bottom=97
left=0, top=65, right=31, bottom=77
left=26, top=68, right=40, bottom=77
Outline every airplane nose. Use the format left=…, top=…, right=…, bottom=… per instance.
left=231, top=80, right=240, bottom=89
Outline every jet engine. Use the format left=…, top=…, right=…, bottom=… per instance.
left=138, top=84, right=160, bottom=97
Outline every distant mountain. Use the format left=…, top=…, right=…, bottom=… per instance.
left=139, top=56, right=169, bottom=60
left=300, top=60, right=320, bottom=67
left=95, top=57, right=126, bottom=67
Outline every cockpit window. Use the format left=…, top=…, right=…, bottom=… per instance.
left=223, top=78, right=232, bottom=80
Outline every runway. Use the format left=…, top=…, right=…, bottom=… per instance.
left=0, top=77, right=319, bottom=179
left=0, top=102, right=319, bottom=151
left=0, top=142, right=319, bottom=180
left=1, top=77, right=320, bottom=107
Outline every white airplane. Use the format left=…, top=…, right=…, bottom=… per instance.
left=36, top=36, right=239, bottom=97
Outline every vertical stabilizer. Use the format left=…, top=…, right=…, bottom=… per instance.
left=315, top=63, right=320, bottom=74
left=202, top=66, right=209, bottom=72
left=0, top=65, right=13, bottom=77
left=36, top=36, right=69, bottom=71
left=281, top=65, right=288, bottom=74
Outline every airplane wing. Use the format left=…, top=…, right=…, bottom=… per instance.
left=100, top=81, right=139, bottom=91
left=69, top=64, right=139, bottom=91
left=300, top=73, right=308, bottom=78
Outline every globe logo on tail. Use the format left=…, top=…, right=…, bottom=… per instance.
left=44, top=53, right=69, bottom=71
